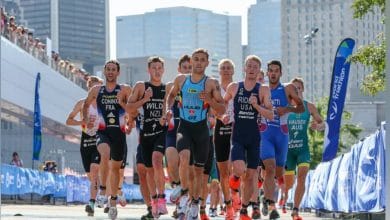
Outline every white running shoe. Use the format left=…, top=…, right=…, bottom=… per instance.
left=96, top=194, right=107, bottom=208
left=108, top=207, right=117, bottom=220
left=118, top=194, right=127, bottom=207
left=177, top=194, right=189, bottom=215
left=187, top=202, right=199, bottom=220
left=170, top=185, right=182, bottom=203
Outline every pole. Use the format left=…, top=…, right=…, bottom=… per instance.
left=310, top=42, right=314, bottom=102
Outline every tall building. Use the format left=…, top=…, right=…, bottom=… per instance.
left=282, top=0, right=384, bottom=101
left=248, top=0, right=281, bottom=65
left=116, top=7, right=242, bottom=80
left=14, top=0, right=109, bottom=73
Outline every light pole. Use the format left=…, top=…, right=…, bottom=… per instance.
left=304, top=27, right=319, bottom=102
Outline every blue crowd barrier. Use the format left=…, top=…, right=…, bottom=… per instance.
left=0, top=164, right=146, bottom=203
left=294, top=122, right=386, bottom=213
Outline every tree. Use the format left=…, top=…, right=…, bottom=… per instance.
left=349, top=0, right=386, bottom=96
left=308, top=97, right=363, bottom=169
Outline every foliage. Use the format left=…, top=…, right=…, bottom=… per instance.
left=349, top=0, right=386, bottom=95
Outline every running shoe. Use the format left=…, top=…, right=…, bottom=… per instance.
left=108, top=207, right=117, bottom=220
left=118, top=194, right=127, bottom=207
left=225, top=205, right=235, bottom=220
left=170, top=185, right=183, bottom=203
left=269, top=209, right=280, bottom=220
left=177, top=194, right=189, bottom=215
left=239, top=209, right=251, bottom=220
left=158, top=198, right=168, bottom=215
left=96, top=194, right=107, bottom=208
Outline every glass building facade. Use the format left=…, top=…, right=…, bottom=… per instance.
left=248, top=0, right=281, bottom=65
left=15, top=0, right=108, bottom=73
left=117, top=7, right=242, bottom=79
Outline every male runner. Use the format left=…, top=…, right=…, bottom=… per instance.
left=126, top=56, right=168, bottom=218
left=66, top=76, right=103, bottom=216
left=283, top=77, right=324, bottom=219
left=224, top=55, right=274, bottom=220
left=260, top=60, right=304, bottom=220
left=83, top=60, right=132, bottom=219
left=162, top=48, right=225, bottom=219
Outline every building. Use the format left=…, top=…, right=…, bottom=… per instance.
left=281, top=0, right=384, bottom=102
left=248, top=0, right=282, bottom=66
left=11, top=0, right=109, bottom=73
left=117, top=57, right=178, bottom=86
left=116, top=7, right=242, bottom=80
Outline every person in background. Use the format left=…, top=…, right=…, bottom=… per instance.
left=10, top=152, right=23, bottom=167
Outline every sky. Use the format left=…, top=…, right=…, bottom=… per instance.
left=109, top=0, right=256, bottom=58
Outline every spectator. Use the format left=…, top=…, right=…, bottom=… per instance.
left=10, top=152, right=23, bottom=167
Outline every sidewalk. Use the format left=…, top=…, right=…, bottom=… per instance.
left=1, top=203, right=328, bottom=220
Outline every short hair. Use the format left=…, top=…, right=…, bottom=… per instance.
left=267, top=60, right=282, bottom=72
left=87, top=75, right=103, bottom=86
left=259, top=69, right=265, bottom=76
left=245, top=55, right=262, bottom=67
left=218, top=58, right=235, bottom=70
left=104, top=60, right=120, bottom=71
left=290, top=77, right=304, bottom=89
left=192, top=48, right=209, bottom=60
left=178, top=54, right=191, bottom=67
left=12, top=152, right=18, bottom=157
left=147, top=56, right=165, bottom=68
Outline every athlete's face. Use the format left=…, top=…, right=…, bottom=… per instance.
left=148, top=61, right=164, bottom=82
left=178, top=61, right=192, bottom=74
left=191, top=52, right=209, bottom=74
left=219, top=62, right=234, bottom=81
left=244, top=59, right=260, bottom=80
left=293, top=81, right=304, bottom=98
left=104, top=63, right=119, bottom=83
left=267, top=64, right=282, bottom=85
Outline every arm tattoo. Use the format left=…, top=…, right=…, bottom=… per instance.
left=214, top=80, right=221, bottom=91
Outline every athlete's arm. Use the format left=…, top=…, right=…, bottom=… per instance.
left=224, top=82, right=237, bottom=103
left=250, top=85, right=274, bottom=120
left=164, top=75, right=185, bottom=116
left=277, top=83, right=304, bottom=116
left=126, top=82, right=147, bottom=113
left=82, top=85, right=100, bottom=124
left=200, top=78, right=225, bottom=115
left=118, top=84, right=132, bottom=110
left=308, top=101, right=325, bottom=131
left=66, top=99, right=84, bottom=126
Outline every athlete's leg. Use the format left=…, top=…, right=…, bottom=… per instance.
left=152, top=151, right=165, bottom=195
left=166, top=146, right=180, bottom=183
left=179, top=149, right=191, bottom=192
left=89, top=163, right=99, bottom=201
left=294, top=165, right=309, bottom=209
left=97, top=143, right=110, bottom=199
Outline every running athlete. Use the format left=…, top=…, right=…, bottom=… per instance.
left=213, top=58, right=236, bottom=219
left=133, top=113, right=154, bottom=220
left=283, top=77, right=324, bottom=219
left=162, top=48, right=225, bottom=219
left=126, top=56, right=168, bottom=218
left=83, top=60, right=132, bottom=220
left=166, top=54, right=192, bottom=207
left=66, top=76, right=103, bottom=216
left=260, top=60, right=304, bottom=220
left=224, top=55, right=274, bottom=220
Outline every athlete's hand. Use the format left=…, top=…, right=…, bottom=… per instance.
left=310, top=121, right=325, bottom=131
left=221, top=114, right=230, bottom=125
left=199, top=91, right=212, bottom=103
left=249, top=95, right=258, bottom=107
left=276, top=107, right=289, bottom=116
left=143, top=87, right=153, bottom=102
left=86, top=115, right=96, bottom=129
left=160, top=110, right=172, bottom=126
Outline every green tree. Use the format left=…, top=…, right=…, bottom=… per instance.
left=349, top=0, right=386, bottom=95
left=308, top=97, right=363, bottom=169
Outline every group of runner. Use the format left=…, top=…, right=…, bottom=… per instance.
left=66, top=48, right=325, bottom=220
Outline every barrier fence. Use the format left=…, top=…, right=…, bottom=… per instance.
left=1, top=122, right=386, bottom=213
